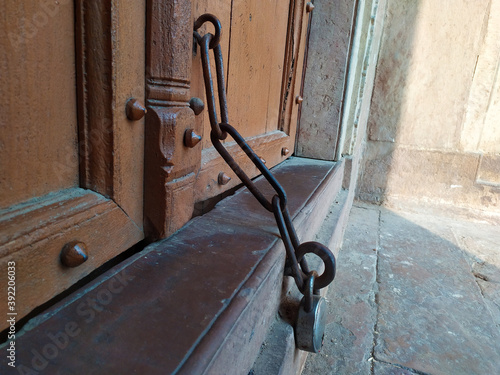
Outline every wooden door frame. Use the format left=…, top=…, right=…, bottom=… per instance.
left=144, top=0, right=310, bottom=240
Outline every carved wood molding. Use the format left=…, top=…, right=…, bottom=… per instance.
left=144, top=0, right=198, bottom=239
left=0, top=188, right=143, bottom=331
left=143, top=0, right=310, bottom=239
left=75, top=0, right=146, bottom=227
left=146, top=0, right=192, bottom=105
left=75, top=0, right=115, bottom=197
left=279, top=0, right=307, bottom=136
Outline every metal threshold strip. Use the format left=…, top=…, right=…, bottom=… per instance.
left=2, top=157, right=345, bottom=374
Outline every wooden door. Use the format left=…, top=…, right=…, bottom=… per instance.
left=145, top=0, right=312, bottom=238
left=192, top=0, right=310, bottom=203
left=0, top=0, right=311, bottom=331
left=0, top=0, right=145, bottom=330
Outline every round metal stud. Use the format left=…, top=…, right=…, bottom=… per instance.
left=296, top=96, right=304, bottom=104
left=306, top=2, right=315, bottom=13
left=218, top=172, right=231, bottom=185
left=189, top=97, right=205, bottom=115
left=184, top=129, right=202, bottom=148
left=282, top=147, right=290, bottom=156
left=126, top=98, right=147, bottom=121
left=60, top=241, right=89, bottom=268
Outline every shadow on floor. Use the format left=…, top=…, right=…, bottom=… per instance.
left=303, top=203, right=500, bottom=375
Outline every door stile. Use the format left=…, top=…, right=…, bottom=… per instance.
left=145, top=0, right=199, bottom=240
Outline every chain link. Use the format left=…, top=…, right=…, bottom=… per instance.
left=194, top=14, right=336, bottom=295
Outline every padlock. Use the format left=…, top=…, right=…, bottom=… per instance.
left=294, top=272, right=327, bottom=353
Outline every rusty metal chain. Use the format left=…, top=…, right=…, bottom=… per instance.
left=193, top=14, right=336, bottom=295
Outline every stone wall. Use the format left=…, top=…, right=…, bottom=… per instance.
left=358, top=0, right=500, bottom=213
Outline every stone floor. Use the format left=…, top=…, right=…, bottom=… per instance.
left=303, top=202, right=500, bottom=375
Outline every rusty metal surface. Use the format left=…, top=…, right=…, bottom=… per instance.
left=1, top=158, right=335, bottom=374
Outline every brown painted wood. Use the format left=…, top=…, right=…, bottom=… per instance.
left=290, top=0, right=311, bottom=145
left=226, top=0, right=289, bottom=139
left=144, top=0, right=312, bottom=238
left=0, top=1, right=79, bottom=209
left=190, top=0, right=311, bottom=206
left=144, top=0, right=198, bottom=239
left=194, top=131, right=293, bottom=201
left=0, top=188, right=143, bottom=331
left=0, top=0, right=312, bottom=331
left=279, top=0, right=308, bottom=141
left=0, top=1, right=145, bottom=325
left=191, top=0, right=232, bottom=150
left=76, top=0, right=145, bottom=227
left=3, top=158, right=340, bottom=373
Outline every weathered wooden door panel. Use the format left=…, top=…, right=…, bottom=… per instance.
left=76, top=0, right=146, bottom=226
left=226, top=0, right=289, bottom=138
left=0, top=0, right=145, bottom=330
left=0, top=1, right=80, bottom=208
left=191, top=0, right=310, bottom=204
left=0, top=0, right=310, bottom=330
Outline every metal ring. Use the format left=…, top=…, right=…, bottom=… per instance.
left=193, top=30, right=203, bottom=45
left=194, top=13, right=222, bottom=49
left=295, top=242, right=336, bottom=290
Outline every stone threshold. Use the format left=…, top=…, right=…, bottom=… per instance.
left=2, top=157, right=346, bottom=374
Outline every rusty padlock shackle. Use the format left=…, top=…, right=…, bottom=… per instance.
left=303, top=271, right=318, bottom=313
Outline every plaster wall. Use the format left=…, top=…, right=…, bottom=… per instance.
left=358, top=0, right=500, bottom=213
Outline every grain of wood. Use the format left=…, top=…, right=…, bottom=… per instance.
left=287, top=0, right=310, bottom=148
left=280, top=0, right=309, bottom=144
left=194, top=131, right=291, bottom=202
left=192, top=0, right=305, bottom=204
left=110, top=0, right=146, bottom=228
left=0, top=1, right=79, bottom=208
left=0, top=188, right=143, bottom=331
left=226, top=0, right=289, bottom=139
left=0, top=1, right=146, bottom=322
left=76, top=0, right=145, bottom=228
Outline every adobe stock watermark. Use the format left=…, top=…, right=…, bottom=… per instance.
left=8, top=0, right=71, bottom=49
left=15, top=269, right=134, bottom=375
